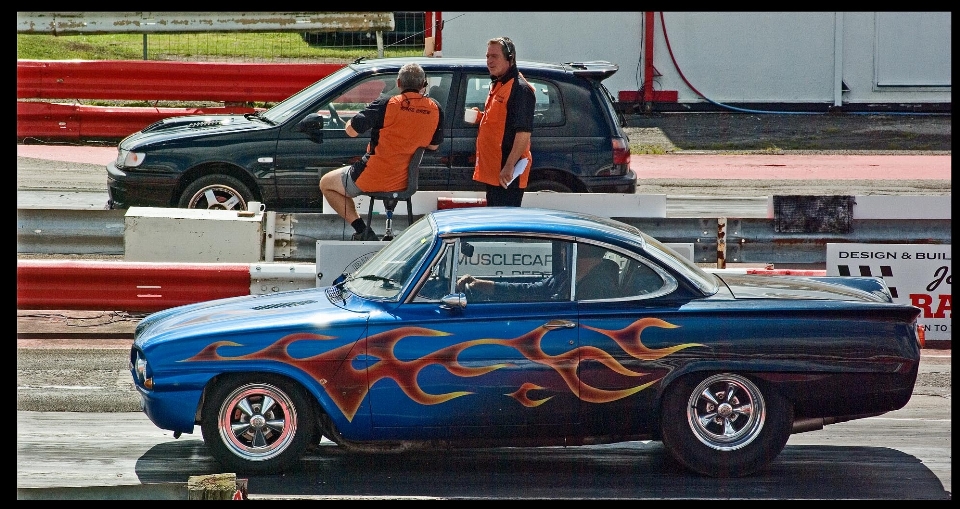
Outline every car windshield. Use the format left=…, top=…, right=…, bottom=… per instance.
left=344, top=216, right=436, bottom=300
left=260, top=65, right=358, bottom=124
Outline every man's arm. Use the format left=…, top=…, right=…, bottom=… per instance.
left=499, top=131, right=532, bottom=187
left=345, top=119, right=359, bottom=138
left=425, top=107, right=445, bottom=151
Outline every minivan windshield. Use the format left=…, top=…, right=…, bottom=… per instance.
left=260, top=65, right=358, bottom=124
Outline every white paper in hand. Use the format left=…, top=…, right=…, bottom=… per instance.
left=506, top=158, right=528, bottom=186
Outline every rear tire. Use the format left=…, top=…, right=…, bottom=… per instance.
left=179, top=174, right=253, bottom=210
left=525, top=179, right=572, bottom=193
left=660, top=372, right=792, bottom=477
left=201, top=374, right=316, bottom=474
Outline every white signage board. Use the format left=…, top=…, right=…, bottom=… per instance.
left=317, top=242, right=696, bottom=285
left=826, top=243, right=951, bottom=341
left=458, top=241, right=554, bottom=277
left=315, top=241, right=388, bottom=286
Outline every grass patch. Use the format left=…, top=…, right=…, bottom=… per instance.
left=17, top=33, right=422, bottom=61
left=630, top=144, right=670, bottom=155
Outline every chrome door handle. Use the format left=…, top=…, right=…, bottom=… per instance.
left=542, top=319, right=576, bottom=330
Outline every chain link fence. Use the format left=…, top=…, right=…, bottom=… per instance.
left=141, top=11, right=424, bottom=63
left=18, top=12, right=427, bottom=64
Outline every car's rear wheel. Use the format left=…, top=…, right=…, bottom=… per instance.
left=179, top=174, right=253, bottom=210
left=525, top=179, right=572, bottom=193
left=660, top=372, right=792, bottom=477
left=201, top=374, right=316, bottom=474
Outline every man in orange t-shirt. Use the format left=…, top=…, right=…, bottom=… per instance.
left=467, top=37, right=535, bottom=207
left=320, top=63, right=443, bottom=240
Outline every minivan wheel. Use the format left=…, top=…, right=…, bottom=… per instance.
left=179, top=174, right=253, bottom=210
left=525, top=180, right=572, bottom=193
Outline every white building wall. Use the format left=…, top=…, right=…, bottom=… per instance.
left=438, top=11, right=950, bottom=109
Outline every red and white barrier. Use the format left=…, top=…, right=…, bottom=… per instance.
left=16, top=260, right=316, bottom=312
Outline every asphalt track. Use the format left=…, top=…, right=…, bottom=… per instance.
left=15, top=143, right=953, bottom=181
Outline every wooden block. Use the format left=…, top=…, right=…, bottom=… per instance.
left=187, top=473, right=239, bottom=500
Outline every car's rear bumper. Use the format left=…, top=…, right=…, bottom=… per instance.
left=583, top=169, right=637, bottom=194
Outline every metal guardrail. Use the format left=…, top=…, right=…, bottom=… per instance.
left=17, top=60, right=340, bottom=102
left=17, top=60, right=344, bottom=141
left=17, top=209, right=126, bottom=255
left=17, top=209, right=952, bottom=268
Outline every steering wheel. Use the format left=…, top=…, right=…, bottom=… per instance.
left=461, top=280, right=483, bottom=302
left=325, top=104, right=344, bottom=129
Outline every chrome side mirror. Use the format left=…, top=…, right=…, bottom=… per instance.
left=440, top=293, right=467, bottom=310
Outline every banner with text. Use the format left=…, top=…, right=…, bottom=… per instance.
left=826, top=243, right=951, bottom=340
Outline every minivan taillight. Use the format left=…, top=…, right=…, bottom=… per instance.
left=612, top=137, right=631, bottom=165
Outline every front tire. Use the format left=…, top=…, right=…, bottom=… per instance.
left=201, top=374, right=316, bottom=474
left=179, top=174, right=253, bottom=210
left=660, top=372, right=792, bottom=477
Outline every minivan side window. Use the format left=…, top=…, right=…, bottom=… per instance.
left=463, top=75, right=564, bottom=127
left=320, top=73, right=454, bottom=131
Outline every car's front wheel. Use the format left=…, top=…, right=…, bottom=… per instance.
left=660, top=372, right=792, bottom=477
left=201, top=374, right=316, bottom=474
left=179, top=174, right=253, bottom=210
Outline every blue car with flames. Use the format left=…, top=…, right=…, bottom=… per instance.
left=130, top=207, right=922, bottom=477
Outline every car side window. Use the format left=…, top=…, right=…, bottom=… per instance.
left=462, top=75, right=563, bottom=127
left=528, top=78, right=563, bottom=126
left=413, top=241, right=455, bottom=302
left=575, top=245, right=624, bottom=301
left=424, top=74, right=453, bottom=112
left=319, top=76, right=391, bottom=130
left=455, top=236, right=571, bottom=303
left=321, top=73, right=454, bottom=131
left=618, top=256, right=667, bottom=298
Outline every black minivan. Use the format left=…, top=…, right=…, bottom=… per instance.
left=107, top=57, right=636, bottom=211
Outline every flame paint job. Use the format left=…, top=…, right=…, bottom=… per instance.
left=183, top=317, right=701, bottom=422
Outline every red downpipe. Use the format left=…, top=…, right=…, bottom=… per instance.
left=643, top=12, right=656, bottom=109
left=424, top=12, right=443, bottom=55
left=434, top=11, right=442, bottom=53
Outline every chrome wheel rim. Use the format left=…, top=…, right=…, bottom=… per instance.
left=187, top=184, right=246, bottom=210
left=217, top=383, right=298, bottom=462
left=686, top=373, right=765, bottom=451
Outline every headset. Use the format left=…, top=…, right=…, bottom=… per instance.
left=496, top=37, right=515, bottom=63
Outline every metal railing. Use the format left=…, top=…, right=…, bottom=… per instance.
left=17, top=209, right=952, bottom=269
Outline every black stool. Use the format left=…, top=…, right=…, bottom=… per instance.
left=364, top=147, right=424, bottom=241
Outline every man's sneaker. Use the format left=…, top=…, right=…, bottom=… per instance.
left=351, top=227, right=379, bottom=241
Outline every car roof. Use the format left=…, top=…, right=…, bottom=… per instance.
left=429, top=207, right=642, bottom=244
left=348, top=57, right=619, bottom=81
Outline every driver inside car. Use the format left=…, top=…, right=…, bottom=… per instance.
left=456, top=243, right=618, bottom=302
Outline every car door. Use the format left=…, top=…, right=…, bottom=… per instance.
left=367, top=236, right=579, bottom=440
left=573, top=246, right=703, bottom=436
left=273, top=72, right=454, bottom=210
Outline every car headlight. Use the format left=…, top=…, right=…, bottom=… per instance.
left=131, top=352, right=153, bottom=389
left=117, top=149, right=146, bottom=168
